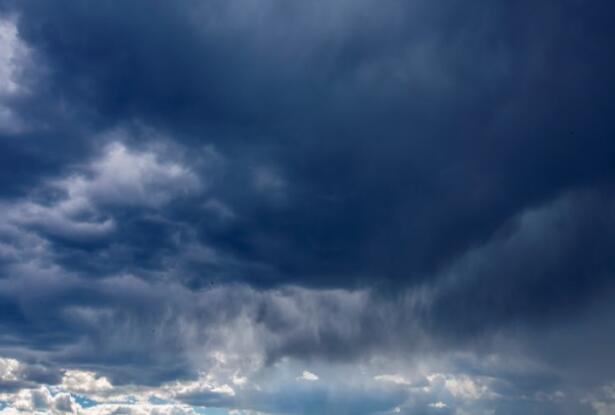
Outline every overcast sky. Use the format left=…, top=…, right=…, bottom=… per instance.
left=0, top=1, right=615, bottom=414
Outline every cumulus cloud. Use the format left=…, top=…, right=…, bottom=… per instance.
left=61, top=370, right=113, bottom=396
left=1, top=138, right=199, bottom=244
left=297, top=371, right=319, bottom=382
left=70, top=140, right=200, bottom=208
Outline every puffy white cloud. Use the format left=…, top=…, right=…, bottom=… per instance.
left=166, top=374, right=236, bottom=399
left=74, top=403, right=198, bottom=415
left=0, top=400, right=198, bottom=415
left=584, top=382, right=615, bottom=415
left=66, top=140, right=200, bottom=208
left=425, top=373, right=497, bottom=401
left=0, top=358, right=200, bottom=415
left=61, top=370, right=113, bottom=396
left=2, top=138, right=200, bottom=244
left=297, top=371, right=319, bottom=382
left=0, top=357, right=21, bottom=382
left=2, top=387, right=77, bottom=415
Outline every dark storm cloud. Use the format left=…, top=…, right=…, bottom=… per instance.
left=0, top=0, right=615, bottom=413
left=0, top=0, right=614, bottom=290
left=426, top=188, right=615, bottom=339
left=33, top=0, right=613, bottom=289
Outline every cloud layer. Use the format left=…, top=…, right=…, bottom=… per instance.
left=0, top=1, right=614, bottom=413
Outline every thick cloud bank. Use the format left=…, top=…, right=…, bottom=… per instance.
left=0, top=1, right=615, bottom=413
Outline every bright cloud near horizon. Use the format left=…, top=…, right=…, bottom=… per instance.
left=0, top=1, right=615, bottom=414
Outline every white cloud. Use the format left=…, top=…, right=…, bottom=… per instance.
left=73, top=141, right=200, bottom=207
left=374, top=374, right=411, bottom=386
left=297, top=370, right=319, bottom=382
left=1, top=387, right=78, bottom=415
left=0, top=357, right=201, bottom=415
left=163, top=372, right=237, bottom=402
left=0, top=400, right=199, bottom=415
left=232, top=374, right=248, bottom=386
left=2, top=139, right=200, bottom=243
left=75, top=403, right=198, bottom=415
left=584, top=382, right=615, bottom=415
left=0, top=357, right=21, bottom=381
left=61, top=370, right=113, bottom=396
left=426, top=373, right=496, bottom=401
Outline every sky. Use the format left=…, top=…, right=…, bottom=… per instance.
left=0, top=0, right=614, bottom=414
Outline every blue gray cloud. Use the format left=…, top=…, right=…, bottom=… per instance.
left=0, top=0, right=614, bottom=413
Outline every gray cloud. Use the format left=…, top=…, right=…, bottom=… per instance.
left=0, top=1, right=614, bottom=413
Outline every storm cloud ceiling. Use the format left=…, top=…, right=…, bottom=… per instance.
left=0, top=1, right=615, bottom=414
